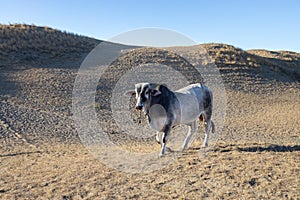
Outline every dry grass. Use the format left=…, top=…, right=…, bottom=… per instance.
left=203, top=43, right=300, bottom=81
left=1, top=141, right=299, bottom=199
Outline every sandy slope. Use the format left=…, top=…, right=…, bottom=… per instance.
left=0, top=28, right=299, bottom=199
left=1, top=69, right=299, bottom=200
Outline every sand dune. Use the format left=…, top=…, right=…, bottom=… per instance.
left=0, top=24, right=299, bottom=199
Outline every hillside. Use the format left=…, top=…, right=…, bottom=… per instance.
left=0, top=24, right=299, bottom=199
left=0, top=24, right=100, bottom=67
left=0, top=23, right=299, bottom=149
left=203, top=43, right=300, bottom=82
left=1, top=24, right=299, bottom=82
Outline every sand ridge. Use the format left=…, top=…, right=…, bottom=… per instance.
left=0, top=24, right=299, bottom=199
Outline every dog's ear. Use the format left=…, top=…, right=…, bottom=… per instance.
left=124, top=90, right=136, bottom=96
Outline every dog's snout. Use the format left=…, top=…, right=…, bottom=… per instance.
left=135, top=105, right=143, bottom=110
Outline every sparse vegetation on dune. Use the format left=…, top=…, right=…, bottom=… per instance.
left=0, top=24, right=100, bottom=67
left=0, top=24, right=299, bottom=199
left=203, top=43, right=300, bottom=81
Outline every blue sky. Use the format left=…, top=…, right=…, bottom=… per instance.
left=1, top=0, right=299, bottom=52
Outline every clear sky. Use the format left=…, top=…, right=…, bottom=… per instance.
left=1, top=0, right=299, bottom=52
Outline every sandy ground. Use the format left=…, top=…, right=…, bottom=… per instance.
left=0, top=46, right=299, bottom=199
